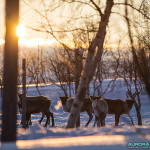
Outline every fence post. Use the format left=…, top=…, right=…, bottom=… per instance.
left=22, top=58, right=26, bottom=128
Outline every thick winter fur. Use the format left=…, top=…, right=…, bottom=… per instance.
left=90, top=96, right=108, bottom=127
left=59, top=96, right=93, bottom=127
left=18, top=94, right=55, bottom=127
left=90, top=96, right=134, bottom=126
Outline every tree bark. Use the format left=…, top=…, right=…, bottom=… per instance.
left=75, top=48, right=82, bottom=94
left=75, top=48, right=82, bottom=127
left=66, top=0, right=114, bottom=128
left=2, top=0, right=19, bottom=141
left=134, top=101, right=142, bottom=125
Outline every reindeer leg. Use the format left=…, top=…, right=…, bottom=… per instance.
left=85, top=110, right=93, bottom=127
left=99, top=114, right=104, bottom=127
left=29, top=118, right=32, bottom=125
left=97, top=117, right=101, bottom=127
left=93, top=115, right=100, bottom=127
left=39, top=112, right=45, bottom=124
left=93, top=116, right=98, bottom=127
left=128, top=114, right=134, bottom=126
left=44, top=112, right=50, bottom=127
left=115, top=114, right=120, bottom=126
left=26, top=114, right=31, bottom=128
left=28, top=114, right=32, bottom=125
left=101, top=113, right=106, bottom=126
left=93, top=120, right=96, bottom=127
left=49, top=111, right=55, bottom=127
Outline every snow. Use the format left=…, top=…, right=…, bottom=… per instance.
left=1, top=127, right=150, bottom=149
left=0, top=79, right=150, bottom=149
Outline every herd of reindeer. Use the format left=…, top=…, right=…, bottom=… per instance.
left=17, top=93, right=134, bottom=128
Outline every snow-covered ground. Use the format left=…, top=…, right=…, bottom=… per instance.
left=0, top=79, right=150, bottom=150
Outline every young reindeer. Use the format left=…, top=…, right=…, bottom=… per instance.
left=59, top=96, right=93, bottom=127
left=90, top=96, right=108, bottom=127
left=18, top=94, right=55, bottom=127
left=90, top=96, right=134, bottom=127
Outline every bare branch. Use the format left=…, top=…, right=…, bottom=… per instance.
left=90, top=0, right=103, bottom=17
left=115, top=2, right=150, bottom=20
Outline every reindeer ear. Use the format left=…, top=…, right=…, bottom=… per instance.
left=18, top=94, right=23, bottom=100
left=65, top=96, right=69, bottom=99
left=59, top=97, right=63, bottom=100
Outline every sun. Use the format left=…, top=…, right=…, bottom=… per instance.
left=16, top=24, right=26, bottom=38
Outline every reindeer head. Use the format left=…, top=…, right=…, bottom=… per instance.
left=17, top=100, right=22, bottom=109
left=18, top=93, right=23, bottom=101
left=126, top=100, right=134, bottom=111
left=90, top=96, right=101, bottom=108
left=17, top=94, right=23, bottom=113
left=59, top=96, right=69, bottom=105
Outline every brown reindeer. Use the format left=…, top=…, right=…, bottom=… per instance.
left=18, top=94, right=55, bottom=127
left=90, top=96, right=134, bottom=126
left=59, top=96, right=93, bottom=127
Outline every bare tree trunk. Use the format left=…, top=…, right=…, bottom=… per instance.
left=2, top=0, right=19, bottom=141
left=125, top=1, right=143, bottom=126
left=75, top=48, right=80, bottom=94
left=75, top=48, right=82, bottom=127
left=66, top=0, right=114, bottom=128
left=125, top=0, right=150, bottom=97
left=134, top=101, right=142, bottom=125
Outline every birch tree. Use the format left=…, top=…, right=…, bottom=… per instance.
left=124, top=0, right=150, bottom=98
left=66, top=0, right=114, bottom=128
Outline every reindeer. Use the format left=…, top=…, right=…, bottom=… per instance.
left=90, top=96, right=134, bottom=127
left=18, top=94, right=55, bottom=127
left=90, top=96, right=108, bottom=127
left=59, top=96, right=93, bottom=127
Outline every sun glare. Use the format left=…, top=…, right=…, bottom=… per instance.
left=17, top=24, right=26, bottom=38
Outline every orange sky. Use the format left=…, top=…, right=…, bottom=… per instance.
left=0, top=0, right=141, bottom=48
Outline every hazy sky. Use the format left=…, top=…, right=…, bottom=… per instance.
left=0, top=0, right=4, bottom=42
left=0, top=0, right=142, bottom=48
left=0, top=0, right=53, bottom=46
